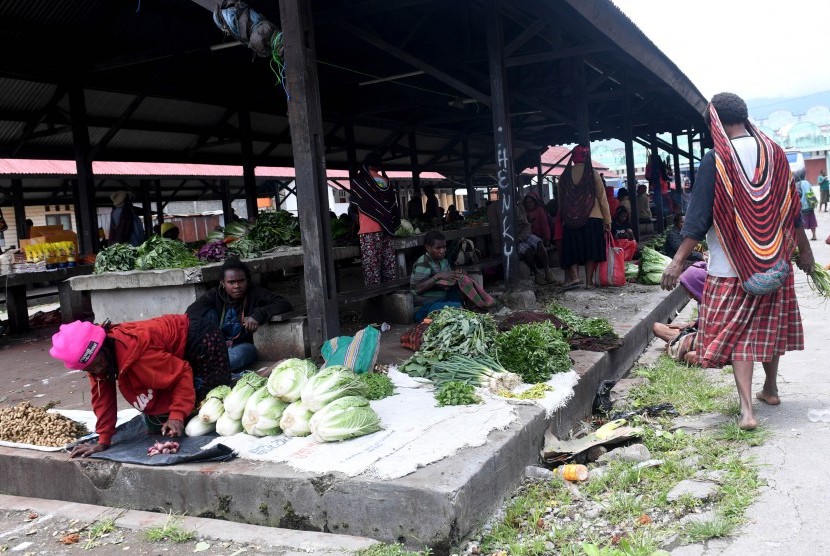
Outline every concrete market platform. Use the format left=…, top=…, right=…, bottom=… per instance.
left=0, top=281, right=688, bottom=554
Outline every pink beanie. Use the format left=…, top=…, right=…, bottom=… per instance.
left=50, top=321, right=106, bottom=370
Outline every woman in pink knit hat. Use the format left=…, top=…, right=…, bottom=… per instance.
left=50, top=315, right=230, bottom=458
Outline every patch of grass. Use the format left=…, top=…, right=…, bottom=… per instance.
left=683, top=517, right=734, bottom=542
left=715, top=421, right=771, bottom=447
left=477, top=354, right=764, bottom=555
left=629, top=356, right=732, bottom=415
left=355, top=543, right=431, bottom=556
left=144, top=513, right=196, bottom=543
left=84, top=517, right=116, bottom=549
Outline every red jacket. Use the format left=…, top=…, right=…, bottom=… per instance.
left=89, top=315, right=193, bottom=445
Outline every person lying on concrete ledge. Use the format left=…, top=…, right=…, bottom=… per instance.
left=186, top=257, right=292, bottom=374
left=410, top=230, right=495, bottom=322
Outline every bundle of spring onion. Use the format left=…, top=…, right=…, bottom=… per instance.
left=792, top=249, right=830, bottom=298
left=404, top=353, right=521, bottom=392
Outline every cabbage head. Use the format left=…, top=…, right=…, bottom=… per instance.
left=279, top=401, right=314, bottom=437
left=309, top=396, right=382, bottom=442
left=198, top=385, right=231, bottom=424
left=241, top=386, right=288, bottom=436
left=267, top=358, right=316, bottom=402
left=224, top=372, right=266, bottom=420
left=300, top=365, right=367, bottom=412
left=185, top=416, right=216, bottom=436
left=215, top=412, right=243, bottom=436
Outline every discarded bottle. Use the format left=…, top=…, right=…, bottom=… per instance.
left=557, top=464, right=589, bottom=482
left=807, top=409, right=830, bottom=423
left=524, top=465, right=555, bottom=480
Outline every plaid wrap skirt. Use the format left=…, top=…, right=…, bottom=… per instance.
left=695, top=273, right=803, bottom=368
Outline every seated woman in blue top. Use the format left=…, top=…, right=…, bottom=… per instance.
left=410, top=231, right=494, bottom=321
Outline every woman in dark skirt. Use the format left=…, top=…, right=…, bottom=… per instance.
left=558, top=145, right=612, bottom=289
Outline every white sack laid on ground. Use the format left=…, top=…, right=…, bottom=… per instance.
left=204, top=368, right=522, bottom=479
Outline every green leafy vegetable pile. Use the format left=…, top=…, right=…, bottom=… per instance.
left=249, top=210, right=301, bottom=249
left=94, top=243, right=138, bottom=274
left=495, top=322, right=572, bottom=383
left=638, top=247, right=672, bottom=285
left=134, top=236, right=201, bottom=270
left=420, top=307, right=498, bottom=358
left=547, top=303, right=617, bottom=339
left=357, top=372, right=396, bottom=400
left=228, top=237, right=262, bottom=259
left=435, top=381, right=481, bottom=406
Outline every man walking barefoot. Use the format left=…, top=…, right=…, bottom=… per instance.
left=661, top=92, right=815, bottom=430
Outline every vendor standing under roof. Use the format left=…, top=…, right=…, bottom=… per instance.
left=50, top=316, right=232, bottom=457
left=350, top=154, right=400, bottom=287
left=186, top=257, right=292, bottom=373
left=108, top=190, right=145, bottom=247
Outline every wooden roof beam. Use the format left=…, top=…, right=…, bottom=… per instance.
left=339, top=21, right=492, bottom=107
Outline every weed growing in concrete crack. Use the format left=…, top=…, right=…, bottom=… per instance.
left=144, top=512, right=196, bottom=543
left=683, top=517, right=734, bottom=542
left=84, top=517, right=115, bottom=549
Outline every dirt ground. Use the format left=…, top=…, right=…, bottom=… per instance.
left=0, top=509, right=286, bottom=555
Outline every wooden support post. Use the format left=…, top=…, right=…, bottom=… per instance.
left=140, top=179, right=153, bottom=236
left=648, top=132, right=665, bottom=233
left=280, top=0, right=339, bottom=351
left=573, top=57, right=590, bottom=146
left=671, top=133, right=682, bottom=199
left=154, top=179, right=164, bottom=225
left=11, top=179, right=26, bottom=243
left=486, top=0, right=520, bottom=289
left=408, top=132, right=423, bottom=218
left=623, top=95, right=639, bottom=241
left=68, top=86, right=98, bottom=254
left=220, top=179, right=233, bottom=222
left=239, top=109, right=259, bottom=220
left=345, top=123, right=358, bottom=182
left=687, top=132, right=696, bottom=184
left=463, top=138, right=475, bottom=211
left=536, top=151, right=544, bottom=200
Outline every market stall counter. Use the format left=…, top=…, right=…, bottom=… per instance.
left=68, top=225, right=493, bottom=327
left=1, top=264, right=94, bottom=333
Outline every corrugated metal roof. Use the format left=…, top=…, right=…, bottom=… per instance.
left=0, top=159, right=446, bottom=180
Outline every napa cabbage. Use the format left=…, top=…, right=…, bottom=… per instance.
left=309, top=396, right=382, bottom=442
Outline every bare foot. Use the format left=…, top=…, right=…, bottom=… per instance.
left=756, top=391, right=781, bottom=405
left=738, top=414, right=758, bottom=430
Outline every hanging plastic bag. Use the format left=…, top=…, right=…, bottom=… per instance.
left=594, top=232, right=625, bottom=287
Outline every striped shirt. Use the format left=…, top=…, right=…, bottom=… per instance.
left=410, top=253, right=451, bottom=304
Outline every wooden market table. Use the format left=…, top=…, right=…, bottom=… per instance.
left=1, top=264, right=94, bottom=333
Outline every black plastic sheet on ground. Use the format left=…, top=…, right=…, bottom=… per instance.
left=86, top=415, right=235, bottom=466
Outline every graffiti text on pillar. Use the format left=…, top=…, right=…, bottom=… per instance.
left=496, top=138, right=513, bottom=279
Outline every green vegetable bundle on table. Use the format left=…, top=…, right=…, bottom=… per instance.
left=495, top=321, right=572, bottom=383
left=184, top=359, right=387, bottom=443
left=547, top=302, right=617, bottom=339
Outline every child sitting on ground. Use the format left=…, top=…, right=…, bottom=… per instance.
left=410, top=230, right=495, bottom=321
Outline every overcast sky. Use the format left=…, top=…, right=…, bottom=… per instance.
left=612, top=0, right=830, bottom=101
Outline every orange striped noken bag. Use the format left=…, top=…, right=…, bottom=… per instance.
left=708, top=104, right=800, bottom=295
left=320, top=325, right=381, bottom=374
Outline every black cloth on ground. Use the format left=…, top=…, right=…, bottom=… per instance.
left=87, top=415, right=234, bottom=466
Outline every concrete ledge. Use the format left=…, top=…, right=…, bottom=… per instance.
left=254, top=316, right=310, bottom=360
left=0, top=285, right=688, bottom=554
